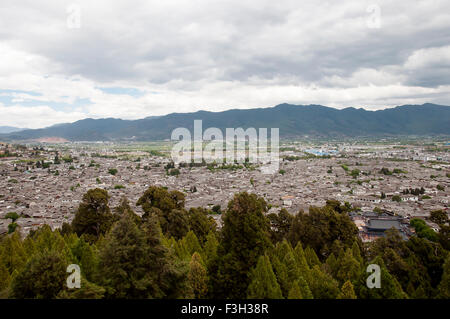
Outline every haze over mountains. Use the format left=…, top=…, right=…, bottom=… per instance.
left=0, top=126, right=27, bottom=134
left=1, top=103, right=449, bottom=142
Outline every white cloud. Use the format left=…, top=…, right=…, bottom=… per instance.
left=0, top=0, right=449, bottom=128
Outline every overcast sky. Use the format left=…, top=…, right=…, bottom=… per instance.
left=1, top=0, right=450, bottom=128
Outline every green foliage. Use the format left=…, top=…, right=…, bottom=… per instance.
left=267, top=209, right=293, bottom=243
left=211, top=205, right=221, bottom=214
left=430, top=210, right=449, bottom=225
left=410, top=218, right=438, bottom=242
left=287, top=280, right=303, bottom=299
left=350, top=169, right=360, bottom=178
left=108, top=168, right=118, bottom=175
left=137, top=186, right=188, bottom=239
left=57, top=277, right=105, bottom=299
left=438, top=255, right=450, bottom=298
left=288, top=204, right=359, bottom=259
left=7, top=223, right=18, bottom=234
left=392, top=195, right=402, bottom=202
left=337, top=281, right=357, bottom=299
left=335, top=248, right=361, bottom=285
left=1, top=186, right=449, bottom=300
left=4, top=212, right=19, bottom=222
left=247, top=255, right=283, bottom=299
left=71, top=188, right=114, bottom=243
left=202, top=231, right=219, bottom=269
left=305, top=246, right=321, bottom=268
left=211, top=192, right=272, bottom=298
left=10, top=249, right=67, bottom=299
left=0, top=260, right=11, bottom=292
left=355, top=257, right=408, bottom=299
left=98, top=214, right=186, bottom=298
left=188, top=252, right=208, bottom=298
left=187, top=207, right=217, bottom=243
left=168, top=168, right=180, bottom=176
left=308, top=265, right=340, bottom=299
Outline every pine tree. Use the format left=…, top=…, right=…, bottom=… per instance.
left=352, top=241, right=364, bottom=266
left=287, top=280, right=303, bottom=299
left=136, top=186, right=188, bottom=239
left=305, top=246, right=321, bottom=268
left=355, top=257, right=408, bottom=299
left=202, top=231, right=218, bottom=268
left=336, top=248, right=361, bottom=285
left=308, top=265, right=340, bottom=299
left=297, top=275, right=313, bottom=299
left=114, top=196, right=141, bottom=225
left=98, top=214, right=165, bottom=298
left=247, top=255, right=283, bottom=299
left=337, top=280, right=357, bottom=299
left=270, top=240, right=301, bottom=297
left=183, top=231, right=202, bottom=257
left=437, top=255, right=450, bottom=298
left=325, top=252, right=338, bottom=278
left=270, top=255, right=290, bottom=297
left=9, top=249, right=67, bottom=299
left=72, top=188, right=114, bottom=243
left=293, top=242, right=310, bottom=281
left=188, top=207, right=217, bottom=243
left=188, top=252, right=208, bottom=298
left=211, top=192, right=272, bottom=298
left=0, top=261, right=11, bottom=292
left=57, top=276, right=105, bottom=299
left=1, top=231, right=27, bottom=273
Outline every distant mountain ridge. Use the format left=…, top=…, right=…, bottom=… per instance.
left=0, top=126, right=26, bottom=134
left=1, top=103, right=449, bottom=141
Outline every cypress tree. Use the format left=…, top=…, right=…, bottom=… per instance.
left=57, top=276, right=105, bottom=299
left=287, top=280, right=303, bottom=299
left=325, top=252, right=338, bottom=277
left=305, top=246, right=321, bottom=268
left=352, top=241, right=364, bottom=265
left=336, top=248, right=361, bottom=285
left=202, top=231, right=218, bottom=268
left=355, top=257, right=408, bottom=299
left=1, top=231, right=27, bottom=273
left=247, top=255, right=283, bottom=299
left=72, top=188, right=114, bottom=243
left=308, top=265, right=340, bottom=299
left=297, top=275, right=313, bottom=299
left=211, top=192, right=272, bottom=298
left=188, top=252, right=208, bottom=298
left=183, top=231, right=202, bottom=257
left=438, top=255, right=450, bottom=298
left=9, top=249, right=67, bottom=299
left=337, top=280, right=357, bottom=299
left=0, top=261, right=10, bottom=292
left=293, top=242, right=310, bottom=281
left=270, top=255, right=291, bottom=297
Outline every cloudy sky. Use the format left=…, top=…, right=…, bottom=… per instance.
left=1, top=0, right=450, bottom=128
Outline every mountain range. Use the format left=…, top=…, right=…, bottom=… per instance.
left=0, top=126, right=26, bottom=134
left=1, top=103, right=449, bottom=141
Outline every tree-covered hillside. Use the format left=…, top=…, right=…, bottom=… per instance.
left=1, top=187, right=449, bottom=299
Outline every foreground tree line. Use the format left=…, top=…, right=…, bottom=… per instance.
left=0, top=186, right=449, bottom=299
